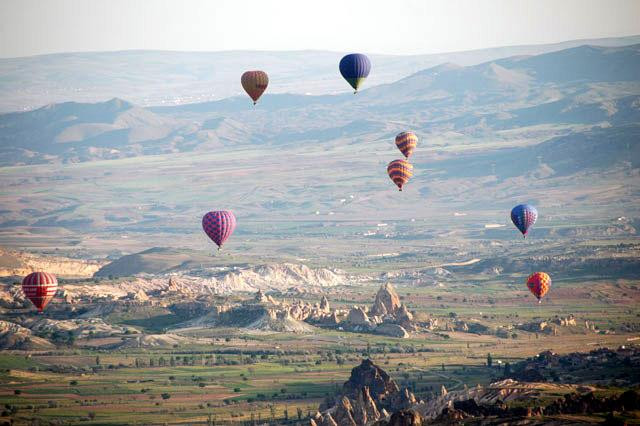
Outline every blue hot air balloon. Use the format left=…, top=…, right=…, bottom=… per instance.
left=510, top=204, right=538, bottom=238
left=339, top=53, right=371, bottom=93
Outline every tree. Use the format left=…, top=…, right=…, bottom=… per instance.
left=95, top=356, right=100, bottom=366
left=161, top=393, right=171, bottom=400
left=504, top=362, right=512, bottom=376
left=441, top=363, right=445, bottom=371
left=170, top=357, right=176, bottom=367
left=297, top=407, right=303, bottom=420
left=269, top=404, right=276, bottom=421
left=66, top=331, right=75, bottom=347
left=486, top=353, right=493, bottom=368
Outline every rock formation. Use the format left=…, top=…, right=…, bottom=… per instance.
left=340, top=283, right=417, bottom=338
left=346, top=306, right=373, bottom=327
left=319, top=295, right=330, bottom=312
left=343, top=359, right=400, bottom=401
left=0, top=320, right=54, bottom=350
left=174, top=292, right=336, bottom=333
left=0, top=247, right=105, bottom=278
left=315, top=359, right=419, bottom=425
left=375, top=323, right=409, bottom=338
left=370, top=283, right=401, bottom=317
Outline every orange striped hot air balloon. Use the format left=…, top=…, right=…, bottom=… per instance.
left=22, top=272, right=58, bottom=312
left=241, top=70, right=269, bottom=105
left=387, top=159, right=413, bottom=191
left=395, top=131, right=418, bottom=159
left=526, top=272, right=551, bottom=303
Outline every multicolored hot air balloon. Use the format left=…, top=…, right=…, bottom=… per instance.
left=511, top=204, right=538, bottom=238
left=241, top=71, right=269, bottom=105
left=22, top=272, right=58, bottom=313
left=202, top=211, right=237, bottom=250
left=526, top=272, right=551, bottom=303
left=387, top=159, right=413, bottom=191
left=339, top=53, right=371, bottom=93
left=395, top=131, right=418, bottom=159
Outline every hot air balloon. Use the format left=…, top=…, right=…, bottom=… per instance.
left=241, top=71, right=269, bottom=105
left=387, top=159, right=413, bottom=191
left=202, top=211, right=236, bottom=250
left=395, top=131, right=418, bottom=159
left=526, top=272, right=551, bottom=303
left=511, top=204, right=538, bottom=238
left=22, top=272, right=58, bottom=313
left=339, top=54, right=371, bottom=93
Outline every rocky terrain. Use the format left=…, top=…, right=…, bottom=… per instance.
left=175, top=289, right=330, bottom=333
left=0, top=320, right=54, bottom=350
left=506, top=346, right=640, bottom=385
left=313, top=356, right=640, bottom=425
left=0, top=247, right=104, bottom=278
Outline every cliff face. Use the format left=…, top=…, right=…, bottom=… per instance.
left=0, top=247, right=105, bottom=278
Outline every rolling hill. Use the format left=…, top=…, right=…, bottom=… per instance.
left=1, top=44, right=639, bottom=166
left=1, top=35, right=638, bottom=113
left=0, top=42, right=638, bottom=261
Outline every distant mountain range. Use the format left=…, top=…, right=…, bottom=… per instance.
left=1, top=35, right=638, bottom=113
left=1, top=43, right=638, bottom=168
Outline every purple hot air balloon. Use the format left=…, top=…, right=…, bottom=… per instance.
left=202, top=211, right=236, bottom=250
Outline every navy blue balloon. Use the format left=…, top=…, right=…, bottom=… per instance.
left=510, top=204, right=538, bottom=238
left=339, top=53, right=371, bottom=93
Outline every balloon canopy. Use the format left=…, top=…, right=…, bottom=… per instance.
left=22, top=272, right=58, bottom=312
left=202, top=211, right=237, bottom=250
left=339, top=54, right=371, bottom=93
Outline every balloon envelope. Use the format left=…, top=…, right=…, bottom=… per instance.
left=339, top=54, right=371, bottom=92
left=22, top=272, right=58, bottom=312
left=202, top=211, right=237, bottom=249
left=511, top=204, right=538, bottom=237
left=395, top=132, right=418, bottom=159
left=241, top=71, right=269, bottom=104
left=526, top=272, right=551, bottom=302
left=387, top=159, right=413, bottom=191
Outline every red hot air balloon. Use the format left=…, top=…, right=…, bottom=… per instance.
left=526, top=272, right=551, bottom=303
left=202, top=211, right=237, bottom=250
left=22, top=272, right=58, bottom=312
left=241, top=71, right=269, bottom=105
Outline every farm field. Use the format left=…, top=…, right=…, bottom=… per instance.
left=2, top=272, right=639, bottom=425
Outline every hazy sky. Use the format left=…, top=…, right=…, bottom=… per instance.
left=1, top=0, right=639, bottom=58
